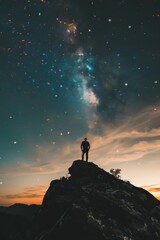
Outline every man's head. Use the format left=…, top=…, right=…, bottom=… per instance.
left=84, top=138, right=87, bottom=141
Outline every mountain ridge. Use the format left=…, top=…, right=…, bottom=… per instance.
left=0, top=203, right=40, bottom=220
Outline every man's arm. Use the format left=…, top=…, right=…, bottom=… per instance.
left=88, top=142, right=90, bottom=150
left=81, top=142, right=83, bottom=151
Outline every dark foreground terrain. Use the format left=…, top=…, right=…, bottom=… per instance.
left=1, top=160, right=160, bottom=240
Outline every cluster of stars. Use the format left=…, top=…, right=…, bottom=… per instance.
left=57, top=18, right=77, bottom=44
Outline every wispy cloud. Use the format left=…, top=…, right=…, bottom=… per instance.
left=87, top=107, right=160, bottom=165
left=142, top=184, right=160, bottom=200
left=1, top=185, right=46, bottom=199
left=1, top=107, right=160, bottom=177
left=0, top=185, right=47, bottom=205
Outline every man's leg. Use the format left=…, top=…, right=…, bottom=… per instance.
left=82, top=151, right=85, bottom=160
left=86, top=151, right=88, bottom=162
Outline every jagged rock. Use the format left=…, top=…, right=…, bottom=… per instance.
left=68, top=160, right=107, bottom=179
left=34, top=160, right=160, bottom=240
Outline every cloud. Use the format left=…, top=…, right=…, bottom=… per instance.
left=1, top=107, right=160, bottom=178
left=0, top=144, right=68, bottom=175
left=1, top=185, right=46, bottom=200
left=148, top=187, right=160, bottom=193
left=0, top=160, right=61, bottom=175
left=86, top=107, right=160, bottom=163
left=141, top=184, right=160, bottom=200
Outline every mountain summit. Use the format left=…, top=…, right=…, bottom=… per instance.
left=35, top=160, right=160, bottom=240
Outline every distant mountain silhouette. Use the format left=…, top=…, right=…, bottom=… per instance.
left=0, top=203, right=40, bottom=220
left=0, top=204, right=40, bottom=240
left=1, top=160, right=160, bottom=240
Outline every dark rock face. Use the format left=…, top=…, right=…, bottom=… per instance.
left=34, top=160, right=160, bottom=240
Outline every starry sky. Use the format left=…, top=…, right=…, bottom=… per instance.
left=0, top=0, right=160, bottom=206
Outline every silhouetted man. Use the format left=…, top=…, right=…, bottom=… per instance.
left=81, top=138, right=90, bottom=162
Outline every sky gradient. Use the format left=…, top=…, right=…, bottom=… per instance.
left=0, top=0, right=160, bottom=205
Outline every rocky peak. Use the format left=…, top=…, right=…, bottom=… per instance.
left=68, top=160, right=113, bottom=180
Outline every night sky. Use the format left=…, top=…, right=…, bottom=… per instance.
left=0, top=0, right=160, bottom=205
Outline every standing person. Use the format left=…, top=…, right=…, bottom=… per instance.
left=81, top=138, right=90, bottom=162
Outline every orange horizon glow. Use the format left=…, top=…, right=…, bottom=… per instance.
left=0, top=184, right=47, bottom=206
left=0, top=184, right=159, bottom=207
left=0, top=197, right=43, bottom=207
